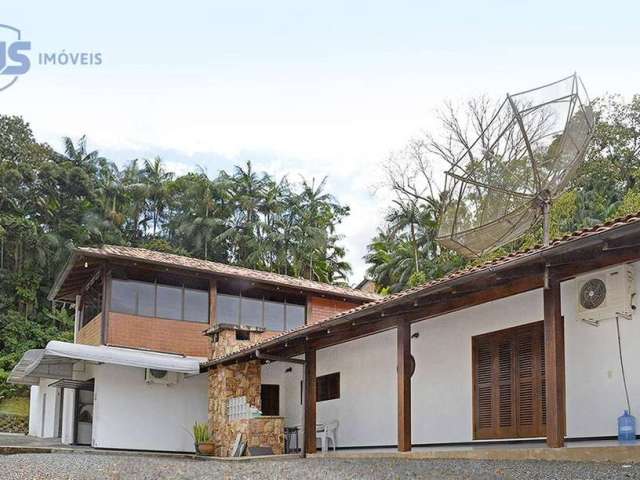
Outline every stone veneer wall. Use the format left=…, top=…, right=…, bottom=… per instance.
left=211, top=328, right=281, bottom=359
left=225, top=417, right=285, bottom=455
left=206, top=325, right=289, bottom=456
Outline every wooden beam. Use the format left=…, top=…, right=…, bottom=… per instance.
left=544, top=278, right=565, bottom=448
left=397, top=321, right=411, bottom=452
left=551, top=244, right=640, bottom=281
left=255, top=350, right=306, bottom=365
left=303, top=345, right=317, bottom=454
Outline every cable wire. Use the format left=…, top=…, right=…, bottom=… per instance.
left=616, top=316, right=632, bottom=414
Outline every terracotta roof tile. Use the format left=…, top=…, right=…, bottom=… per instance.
left=205, top=211, right=640, bottom=365
left=75, top=245, right=380, bottom=302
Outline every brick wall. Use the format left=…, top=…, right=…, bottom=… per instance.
left=107, top=312, right=210, bottom=357
left=309, top=296, right=359, bottom=324
left=77, top=314, right=102, bottom=346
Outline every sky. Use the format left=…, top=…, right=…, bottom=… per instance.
left=1, top=1, right=639, bottom=284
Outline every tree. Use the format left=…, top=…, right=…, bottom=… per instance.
left=143, top=156, right=174, bottom=237
left=367, top=94, right=640, bottom=293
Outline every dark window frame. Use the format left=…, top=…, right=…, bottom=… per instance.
left=109, top=278, right=209, bottom=324
left=316, top=372, right=340, bottom=402
left=260, top=384, right=280, bottom=416
left=215, top=291, right=306, bottom=332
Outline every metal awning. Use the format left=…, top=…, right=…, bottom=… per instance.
left=9, top=341, right=203, bottom=386
left=48, top=378, right=95, bottom=391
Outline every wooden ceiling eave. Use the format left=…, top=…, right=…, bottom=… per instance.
left=49, top=253, right=105, bottom=302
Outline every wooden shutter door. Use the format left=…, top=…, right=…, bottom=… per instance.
left=497, top=334, right=517, bottom=437
left=473, top=334, right=516, bottom=439
left=515, top=323, right=546, bottom=437
left=473, top=337, right=495, bottom=439
left=473, top=322, right=546, bottom=440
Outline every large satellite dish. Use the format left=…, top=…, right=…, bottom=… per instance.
left=437, top=73, right=595, bottom=257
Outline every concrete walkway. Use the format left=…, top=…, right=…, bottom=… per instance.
left=0, top=434, right=300, bottom=461
left=2, top=434, right=639, bottom=464
left=312, top=440, right=640, bottom=463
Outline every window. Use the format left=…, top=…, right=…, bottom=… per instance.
left=110, top=278, right=209, bottom=323
left=285, top=303, right=305, bottom=330
left=215, top=290, right=306, bottom=332
left=261, top=384, right=280, bottom=416
left=156, top=284, right=182, bottom=320
left=111, top=280, right=136, bottom=314
left=235, top=330, right=250, bottom=341
left=136, top=282, right=156, bottom=317
left=184, top=289, right=209, bottom=323
left=240, top=297, right=263, bottom=328
left=264, top=301, right=285, bottom=331
left=316, top=372, right=340, bottom=402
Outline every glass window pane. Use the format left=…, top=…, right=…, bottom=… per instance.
left=240, top=297, right=263, bottom=328
left=264, top=301, right=285, bottom=331
left=286, top=303, right=305, bottom=330
left=184, top=288, right=209, bottom=323
left=217, top=294, right=239, bottom=324
left=134, top=281, right=156, bottom=317
left=111, top=280, right=136, bottom=314
left=156, top=284, right=183, bottom=320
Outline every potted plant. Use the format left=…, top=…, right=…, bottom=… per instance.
left=193, top=422, right=215, bottom=455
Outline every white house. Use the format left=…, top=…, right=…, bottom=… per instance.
left=10, top=213, right=640, bottom=455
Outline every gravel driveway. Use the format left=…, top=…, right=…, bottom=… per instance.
left=1, top=453, right=640, bottom=479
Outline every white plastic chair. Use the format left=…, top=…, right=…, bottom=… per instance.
left=316, top=420, right=338, bottom=452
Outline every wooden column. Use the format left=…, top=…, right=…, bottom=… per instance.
left=544, top=278, right=565, bottom=448
left=73, top=294, right=82, bottom=343
left=100, top=267, right=111, bottom=345
left=303, top=345, right=317, bottom=454
left=397, top=321, right=411, bottom=452
left=209, top=279, right=217, bottom=327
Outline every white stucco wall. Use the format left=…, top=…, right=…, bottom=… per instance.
left=28, top=380, right=62, bottom=438
left=563, top=272, right=640, bottom=438
left=92, top=364, right=208, bottom=452
left=60, top=388, right=76, bottom=444
left=277, top=261, right=640, bottom=447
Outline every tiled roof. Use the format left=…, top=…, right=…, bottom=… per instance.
left=75, top=245, right=381, bottom=302
left=205, top=211, right=640, bottom=366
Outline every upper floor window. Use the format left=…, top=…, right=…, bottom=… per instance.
left=216, top=289, right=305, bottom=332
left=110, top=278, right=209, bottom=323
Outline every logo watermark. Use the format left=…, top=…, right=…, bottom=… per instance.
left=0, top=24, right=30, bottom=91
left=0, top=24, right=102, bottom=92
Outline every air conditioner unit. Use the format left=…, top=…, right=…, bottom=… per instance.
left=145, top=368, right=178, bottom=385
left=576, top=264, right=635, bottom=323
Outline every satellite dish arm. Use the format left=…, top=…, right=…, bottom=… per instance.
left=507, top=94, right=542, bottom=191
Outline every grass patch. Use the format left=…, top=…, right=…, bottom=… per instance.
left=0, top=397, right=29, bottom=416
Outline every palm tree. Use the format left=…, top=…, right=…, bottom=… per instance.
left=142, top=156, right=173, bottom=237
left=386, top=199, right=421, bottom=275
left=121, top=159, right=149, bottom=241
left=61, top=135, right=103, bottom=172
left=175, top=173, right=225, bottom=260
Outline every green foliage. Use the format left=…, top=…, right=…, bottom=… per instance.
left=192, top=422, right=210, bottom=443
left=0, top=115, right=351, bottom=399
left=609, top=189, right=640, bottom=220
